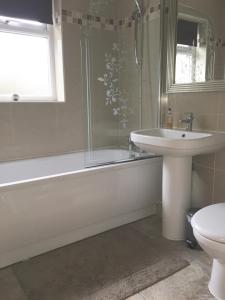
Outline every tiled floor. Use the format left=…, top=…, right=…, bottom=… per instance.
left=0, top=216, right=213, bottom=300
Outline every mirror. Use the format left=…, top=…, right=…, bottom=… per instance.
left=164, top=0, right=225, bottom=93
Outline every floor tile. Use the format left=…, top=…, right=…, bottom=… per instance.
left=126, top=293, right=145, bottom=300
left=0, top=268, right=27, bottom=300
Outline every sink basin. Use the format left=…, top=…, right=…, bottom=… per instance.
left=131, top=128, right=225, bottom=156
left=130, top=128, right=225, bottom=241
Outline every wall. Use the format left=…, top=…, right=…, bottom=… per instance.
left=117, top=0, right=160, bottom=145
left=0, top=2, right=86, bottom=162
left=167, top=91, right=225, bottom=207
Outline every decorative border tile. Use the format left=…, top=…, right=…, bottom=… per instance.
left=60, top=4, right=160, bottom=31
left=198, top=37, right=225, bottom=48
left=215, top=38, right=225, bottom=48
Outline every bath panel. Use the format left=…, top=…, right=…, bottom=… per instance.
left=0, top=151, right=162, bottom=268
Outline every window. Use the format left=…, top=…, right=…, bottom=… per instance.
left=0, top=16, right=56, bottom=102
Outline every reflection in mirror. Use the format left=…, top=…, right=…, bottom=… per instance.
left=175, top=0, right=225, bottom=84
left=176, top=18, right=207, bottom=83
left=164, top=0, right=225, bottom=93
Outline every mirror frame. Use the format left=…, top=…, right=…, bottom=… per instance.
left=165, top=0, right=225, bottom=93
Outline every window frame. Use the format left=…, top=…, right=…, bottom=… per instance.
left=0, top=16, right=57, bottom=102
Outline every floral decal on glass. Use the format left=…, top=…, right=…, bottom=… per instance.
left=97, top=42, right=134, bottom=128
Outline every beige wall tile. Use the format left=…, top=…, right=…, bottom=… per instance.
left=0, top=13, right=86, bottom=160
left=192, top=165, right=214, bottom=208
left=193, top=114, right=218, bottom=131
left=193, top=153, right=215, bottom=169
left=167, top=90, right=225, bottom=207
left=169, top=112, right=182, bottom=129
left=217, top=114, right=225, bottom=131
left=218, top=95, right=225, bottom=114
left=55, top=103, right=86, bottom=152
left=167, top=94, right=177, bottom=111
left=168, top=92, right=220, bottom=114
left=11, top=104, right=58, bottom=159
left=213, top=170, right=225, bottom=203
left=0, top=105, right=14, bottom=160
left=215, top=150, right=225, bottom=171
left=171, top=112, right=217, bottom=131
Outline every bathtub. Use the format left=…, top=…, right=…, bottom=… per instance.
left=0, top=149, right=162, bottom=268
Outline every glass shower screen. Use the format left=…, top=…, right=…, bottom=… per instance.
left=81, top=0, right=158, bottom=167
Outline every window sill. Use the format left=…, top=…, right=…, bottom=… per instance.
left=0, top=99, right=65, bottom=103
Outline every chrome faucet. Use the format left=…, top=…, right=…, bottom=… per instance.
left=180, top=113, right=194, bottom=131
left=128, top=136, right=141, bottom=155
left=129, top=137, right=136, bottom=151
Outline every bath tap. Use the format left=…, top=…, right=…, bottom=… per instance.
left=179, top=112, right=194, bottom=131
left=128, top=137, right=142, bottom=157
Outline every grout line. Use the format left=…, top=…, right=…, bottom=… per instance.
left=11, top=267, right=30, bottom=300
left=211, top=153, right=216, bottom=204
left=193, top=162, right=215, bottom=171
left=138, top=293, right=148, bottom=300
left=192, top=160, right=217, bottom=205
left=212, top=167, right=225, bottom=173
left=10, top=265, right=29, bottom=300
left=217, top=113, right=225, bottom=117
left=216, top=112, right=220, bottom=131
left=137, top=293, right=146, bottom=300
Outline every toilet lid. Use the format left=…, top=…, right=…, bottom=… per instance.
left=191, top=203, right=225, bottom=243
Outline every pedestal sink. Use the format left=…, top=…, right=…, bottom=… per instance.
left=131, top=128, right=225, bottom=240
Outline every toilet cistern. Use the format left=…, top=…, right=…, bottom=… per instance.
left=130, top=128, right=225, bottom=240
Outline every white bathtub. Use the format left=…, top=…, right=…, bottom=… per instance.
left=0, top=149, right=162, bottom=268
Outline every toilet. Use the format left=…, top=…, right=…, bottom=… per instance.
left=191, top=203, right=225, bottom=300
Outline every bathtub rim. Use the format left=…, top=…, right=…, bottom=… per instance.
left=0, top=156, right=162, bottom=191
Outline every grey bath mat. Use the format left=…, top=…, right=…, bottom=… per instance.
left=13, top=225, right=189, bottom=300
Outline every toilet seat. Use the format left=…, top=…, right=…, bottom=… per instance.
left=191, top=203, right=225, bottom=243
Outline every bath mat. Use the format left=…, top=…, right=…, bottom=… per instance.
left=140, top=261, right=213, bottom=300
left=13, top=224, right=189, bottom=300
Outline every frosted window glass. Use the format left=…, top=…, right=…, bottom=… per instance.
left=0, top=31, right=52, bottom=98
left=175, top=44, right=206, bottom=84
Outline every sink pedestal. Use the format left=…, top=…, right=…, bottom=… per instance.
left=131, top=128, right=225, bottom=241
left=162, top=156, right=192, bottom=240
